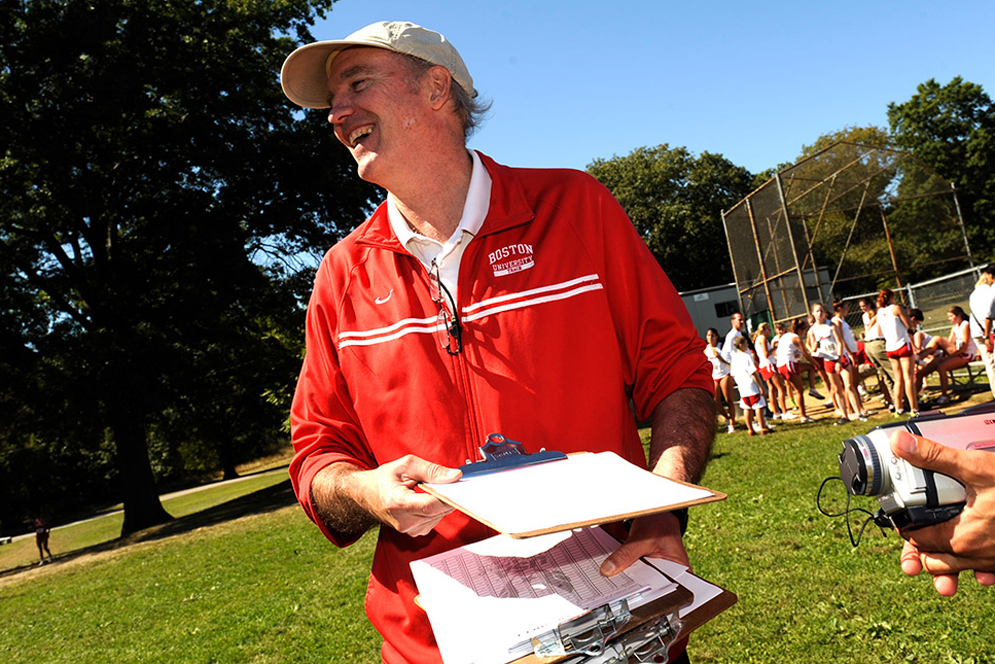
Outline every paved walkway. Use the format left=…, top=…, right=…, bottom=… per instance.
left=4, top=466, right=288, bottom=544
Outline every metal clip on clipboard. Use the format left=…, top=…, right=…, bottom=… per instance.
left=573, top=611, right=684, bottom=664
left=458, top=433, right=567, bottom=478
left=531, top=598, right=684, bottom=664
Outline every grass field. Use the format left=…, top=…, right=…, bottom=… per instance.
left=1, top=391, right=993, bottom=663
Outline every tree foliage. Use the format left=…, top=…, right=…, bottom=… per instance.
left=586, top=145, right=754, bottom=292
left=887, top=77, right=995, bottom=258
left=799, top=125, right=891, bottom=158
left=0, top=0, right=378, bottom=534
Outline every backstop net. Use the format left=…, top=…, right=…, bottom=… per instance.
left=722, top=141, right=975, bottom=328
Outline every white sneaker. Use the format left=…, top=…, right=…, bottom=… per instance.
left=727, top=423, right=736, bottom=434
left=780, top=412, right=798, bottom=421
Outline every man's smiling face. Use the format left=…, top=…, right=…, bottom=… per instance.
left=326, top=47, right=433, bottom=186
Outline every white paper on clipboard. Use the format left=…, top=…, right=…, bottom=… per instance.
left=422, top=451, right=723, bottom=538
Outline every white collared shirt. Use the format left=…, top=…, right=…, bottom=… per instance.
left=387, top=150, right=492, bottom=302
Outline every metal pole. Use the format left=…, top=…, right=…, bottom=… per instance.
left=765, top=206, right=793, bottom=324
left=830, top=183, right=870, bottom=294
left=746, top=198, right=775, bottom=323
left=879, top=208, right=904, bottom=303
left=720, top=208, right=744, bottom=319
left=801, top=174, right=836, bottom=307
left=775, top=172, right=811, bottom=319
left=951, top=183, right=975, bottom=269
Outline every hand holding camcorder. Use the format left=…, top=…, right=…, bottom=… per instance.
left=820, top=403, right=995, bottom=595
left=824, top=404, right=995, bottom=532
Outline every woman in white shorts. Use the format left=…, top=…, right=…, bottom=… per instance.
left=705, top=327, right=736, bottom=432
left=877, top=288, right=918, bottom=415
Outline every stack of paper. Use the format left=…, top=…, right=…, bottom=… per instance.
left=411, top=527, right=678, bottom=664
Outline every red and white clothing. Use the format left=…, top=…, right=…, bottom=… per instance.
left=836, top=316, right=859, bottom=355
left=754, top=335, right=776, bottom=380
left=863, top=311, right=884, bottom=342
left=878, top=305, right=912, bottom=355
left=810, top=322, right=840, bottom=361
left=775, top=331, right=803, bottom=377
left=731, top=350, right=765, bottom=409
left=705, top=344, right=731, bottom=380
left=951, top=320, right=978, bottom=359
left=290, top=152, right=711, bottom=664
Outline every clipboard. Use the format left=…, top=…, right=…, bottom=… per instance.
left=410, top=526, right=737, bottom=664
left=421, top=434, right=726, bottom=538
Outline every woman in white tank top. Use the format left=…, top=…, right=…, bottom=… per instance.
left=877, top=289, right=918, bottom=415
left=917, top=306, right=978, bottom=405
left=807, top=302, right=851, bottom=424
left=705, top=328, right=736, bottom=432
left=754, top=322, right=788, bottom=419
left=832, top=298, right=870, bottom=421
left=775, top=317, right=816, bottom=422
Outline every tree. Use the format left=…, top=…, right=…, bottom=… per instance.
left=586, top=145, right=755, bottom=291
left=0, top=0, right=379, bottom=533
left=887, top=77, right=995, bottom=257
left=799, top=125, right=891, bottom=158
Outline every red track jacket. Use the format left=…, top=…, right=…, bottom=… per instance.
left=290, top=153, right=711, bottom=663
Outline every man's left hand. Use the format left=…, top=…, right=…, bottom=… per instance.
left=599, top=511, right=688, bottom=576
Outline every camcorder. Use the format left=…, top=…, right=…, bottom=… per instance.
left=821, top=403, right=995, bottom=538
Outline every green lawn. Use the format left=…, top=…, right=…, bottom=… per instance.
left=1, top=402, right=993, bottom=663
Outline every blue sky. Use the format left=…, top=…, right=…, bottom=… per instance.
left=311, top=0, right=995, bottom=175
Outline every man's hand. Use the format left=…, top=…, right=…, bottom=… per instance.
left=890, top=430, right=995, bottom=595
left=600, top=512, right=688, bottom=577
left=899, top=540, right=995, bottom=596
left=597, top=387, right=712, bottom=578
left=312, top=455, right=461, bottom=539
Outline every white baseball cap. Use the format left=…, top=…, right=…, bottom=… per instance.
left=280, top=21, right=476, bottom=109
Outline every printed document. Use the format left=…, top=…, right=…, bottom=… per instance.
left=410, top=526, right=678, bottom=664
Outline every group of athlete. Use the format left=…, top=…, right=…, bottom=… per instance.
left=704, top=288, right=983, bottom=433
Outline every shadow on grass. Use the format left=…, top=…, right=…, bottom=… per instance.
left=128, top=478, right=298, bottom=545
left=0, top=479, right=297, bottom=580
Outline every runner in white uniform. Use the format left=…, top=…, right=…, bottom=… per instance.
left=877, top=289, right=918, bottom=415
left=807, top=303, right=851, bottom=425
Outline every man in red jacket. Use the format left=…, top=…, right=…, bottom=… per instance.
left=282, top=21, right=715, bottom=664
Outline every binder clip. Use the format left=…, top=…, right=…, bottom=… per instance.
left=530, top=596, right=683, bottom=663
left=576, top=611, right=684, bottom=664
left=458, top=433, right=566, bottom=479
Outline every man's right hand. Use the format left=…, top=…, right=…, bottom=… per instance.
left=313, top=455, right=462, bottom=538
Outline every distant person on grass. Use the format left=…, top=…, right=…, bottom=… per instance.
left=731, top=334, right=770, bottom=435
left=968, top=263, right=995, bottom=398
left=860, top=297, right=896, bottom=410
left=831, top=297, right=870, bottom=416
left=281, top=21, right=714, bottom=664
left=877, top=289, right=919, bottom=416
left=34, top=517, right=52, bottom=565
left=916, top=306, right=977, bottom=405
left=775, top=317, right=816, bottom=423
left=807, top=302, right=853, bottom=425
left=705, top=327, right=736, bottom=433
left=753, top=322, right=788, bottom=421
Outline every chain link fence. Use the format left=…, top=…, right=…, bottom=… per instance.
left=836, top=266, right=982, bottom=338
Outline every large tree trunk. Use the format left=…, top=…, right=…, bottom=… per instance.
left=110, top=409, right=172, bottom=536
left=219, top=437, right=239, bottom=481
